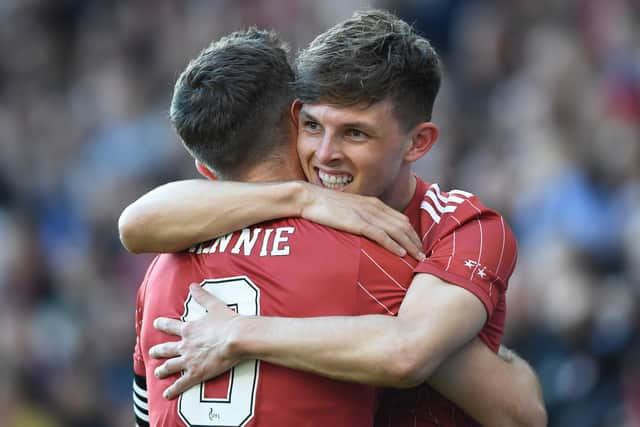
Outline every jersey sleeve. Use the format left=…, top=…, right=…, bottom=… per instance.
left=132, top=256, right=159, bottom=427
left=415, top=213, right=517, bottom=317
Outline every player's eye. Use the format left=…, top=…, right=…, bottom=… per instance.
left=346, top=128, right=368, bottom=141
left=303, top=121, right=321, bottom=132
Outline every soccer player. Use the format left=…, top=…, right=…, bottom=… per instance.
left=124, top=11, right=546, bottom=427
left=133, top=28, right=422, bottom=427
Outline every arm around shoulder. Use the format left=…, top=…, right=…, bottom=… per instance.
left=427, top=338, right=547, bottom=427
left=118, top=179, right=307, bottom=253
left=380, top=273, right=489, bottom=388
left=497, top=346, right=547, bottom=427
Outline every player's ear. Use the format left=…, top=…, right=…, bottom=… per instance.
left=404, top=122, right=439, bottom=163
left=290, top=99, right=303, bottom=130
left=195, top=160, right=217, bottom=181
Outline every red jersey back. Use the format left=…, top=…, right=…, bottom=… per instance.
left=133, top=217, right=415, bottom=427
left=375, top=176, right=517, bottom=427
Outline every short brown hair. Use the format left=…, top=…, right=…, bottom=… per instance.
left=170, top=28, right=294, bottom=179
left=294, top=9, right=441, bottom=131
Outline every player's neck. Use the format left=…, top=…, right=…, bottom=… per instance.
left=241, top=160, right=305, bottom=183
left=240, top=135, right=304, bottom=182
left=380, top=172, right=417, bottom=212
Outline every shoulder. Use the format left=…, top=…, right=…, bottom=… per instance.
left=359, top=237, right=418, bottom=275
left=419, top=182, right=512, bottom=237
left=417, top=182, right=517, bottom=270
left=420, top=183, right=489, bottom=225
left=264, top=217, right=363, bottom=246
left=408, top=176, right=491, bottom=228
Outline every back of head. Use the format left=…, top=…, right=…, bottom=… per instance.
left=295, top=9, right=441, bottom=131
left=170, top=28, right=294, bottom=180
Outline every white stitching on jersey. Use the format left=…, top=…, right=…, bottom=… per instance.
left=422, top=221, right=437, bottom=243
left=357, top=281, right=394, bottom=315
left=470, top=218, right=484, bottom=280
left=361, top=249, right=407, bottom=290
left=488, top=216, right=506, bottom=296
left=399, top=256, right=415, bottom=270
left=463, top=197, right=483, bottom=215
left=446, top=230, right=456, bottom=271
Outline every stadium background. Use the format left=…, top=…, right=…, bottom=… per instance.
left=0, top=0, right=638, bottom=425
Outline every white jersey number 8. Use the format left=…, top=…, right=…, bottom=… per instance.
left=178, top=277, right=260, bottom=426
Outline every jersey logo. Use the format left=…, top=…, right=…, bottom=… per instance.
left=420, top=184, right=473, bottom=224
left=464, top=259, right=488, bottom=279
left=209, top=407, right=221, bottom=421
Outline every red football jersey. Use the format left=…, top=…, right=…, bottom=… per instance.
left=375, top=176, right=517, bottom=427
left=133, top=217, right=416, bottom=427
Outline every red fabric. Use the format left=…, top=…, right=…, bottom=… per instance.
left=374, top=177, right=517, bottom=426
left=134, top=217, right=413, bottom=426
left=132, top=175, right=517, bottom=426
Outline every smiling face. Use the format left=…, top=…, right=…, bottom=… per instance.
left=294, top=99, right=438, bottom=210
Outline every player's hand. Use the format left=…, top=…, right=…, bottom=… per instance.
left=149, top=284, right=242, bottom=400
left=299, top=182, right=425, bottom=261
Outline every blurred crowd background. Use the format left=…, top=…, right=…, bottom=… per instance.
left=0, top=0, right=638, bottom=426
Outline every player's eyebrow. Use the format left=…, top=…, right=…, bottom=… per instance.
left=299, top=109, right=377, bottom=135
left=298, top=110, right=317, bottom=122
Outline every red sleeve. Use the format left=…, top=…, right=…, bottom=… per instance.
left=414, top=213, right=517, bottom=319
left=133, top=256, right=160, bottom=377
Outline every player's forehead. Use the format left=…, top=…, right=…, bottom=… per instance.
left=299, top=100, right=397, bottom=129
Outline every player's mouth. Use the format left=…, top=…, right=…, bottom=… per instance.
left=317, top=168, right=353, bottom=190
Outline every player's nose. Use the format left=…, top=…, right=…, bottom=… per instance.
left=315, top=134, right=342, bottom=164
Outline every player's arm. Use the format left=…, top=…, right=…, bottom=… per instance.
left=241, top=283, right=547, bottom=426
left=428, top=339, right=547, bottom=427
left=118, top=179, right=422, bottom=258
left=152, top=279, right=545, bottom=426
left=151, top=275, right=484, bottom=387
left=236, top=273, right=490, bottom=387
left=118, top=180, right=305, bottom=253
left=250, top=274, right=487, bottom=386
